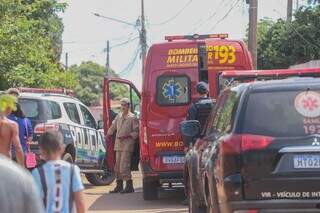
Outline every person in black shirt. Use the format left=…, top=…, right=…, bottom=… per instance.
left=186, top=81, right=213, bottom=132
left=182, top=82, right=214, bottom=206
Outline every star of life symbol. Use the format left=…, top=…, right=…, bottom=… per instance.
left=312, top=138, right=320, bottom=146
left=294, top=91, right=320, bottom=118
left=162, top=80, right=182, bottom=101
left=303, top=97, right=319, bottom=111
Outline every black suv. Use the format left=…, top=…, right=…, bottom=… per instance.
left=181, top=78, right=320, bottom=212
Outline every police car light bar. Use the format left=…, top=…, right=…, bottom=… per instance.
left=165, top=33, right=228, bottom=41
left=18, top=87, right=74, bottom=96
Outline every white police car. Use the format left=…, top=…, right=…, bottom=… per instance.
left=19, top=90, right=114, bottom=186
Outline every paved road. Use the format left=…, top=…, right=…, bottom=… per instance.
left=84, top=172, right=188, bottom=213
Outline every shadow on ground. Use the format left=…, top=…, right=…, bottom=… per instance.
left=88, top=187, right=187, bottom=212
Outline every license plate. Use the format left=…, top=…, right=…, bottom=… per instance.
left=293, top=155, right=320, bottom=169
left=162, top=156, right=185, bottom=164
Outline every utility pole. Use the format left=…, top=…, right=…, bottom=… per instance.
left=287, top=0, right=293, bottom=22
left=93, top=8, right=147, bottom=79
left=106, top=40, right=110, bottom=76
left=296, top=0, right=299, bottom=11
left=65, top=52, right=69, bottom=71
left=140, top=0, right=147, bottom=78
left=248, top=0, right=258, bottom=69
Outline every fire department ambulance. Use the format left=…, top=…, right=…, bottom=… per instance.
left=103, top=34, right=253, bottom=200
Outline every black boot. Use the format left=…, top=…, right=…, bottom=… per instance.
left=121, top=180, right=134, bottom=193
left=109, top=180, right=123, bottom=193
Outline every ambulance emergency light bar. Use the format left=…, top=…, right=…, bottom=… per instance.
left=222, top=68, right=320, bottom=80
left=18, top=87, right=74, bottom=96
left=165, top=33, right=228, bottom=41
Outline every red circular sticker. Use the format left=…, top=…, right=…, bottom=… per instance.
left=294, top=91, right=320, bottom=118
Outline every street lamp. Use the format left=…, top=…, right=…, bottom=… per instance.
left=93, top=13, right=137, bottom=27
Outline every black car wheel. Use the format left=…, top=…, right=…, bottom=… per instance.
left=85, top=171, right=115, bottom=186
left=143, top=179, right=159, bottom=200
left=85, top=156, right=116, bottom=186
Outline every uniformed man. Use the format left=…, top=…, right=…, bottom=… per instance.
left=186, top=81, right=213, bottom=132
left=182, top=81, right=213, bottom=205
left=107, top=98, right=139, bottom=194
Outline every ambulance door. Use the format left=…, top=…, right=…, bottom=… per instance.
left=103, top=78, right=141, bottom=171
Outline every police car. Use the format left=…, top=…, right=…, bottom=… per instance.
left=19, top=88, right=114, bottom=186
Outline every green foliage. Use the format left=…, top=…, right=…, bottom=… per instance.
left=71, top=61, right=125, bottom=106
left=256, top=5, right=320, bottom=69
left=0, top=0, right=73, bottom=90
left=308, top=0, right=320, bottom=4
left=109, top=83, right=130, bottom=100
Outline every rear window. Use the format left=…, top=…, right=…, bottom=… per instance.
left=242, top=90, right=320, bottom=137
left=20, top=99, right=40, bottom=119
left=156, top=75, right=190, bottom=105
left=20, top=99, right=61, bottom=120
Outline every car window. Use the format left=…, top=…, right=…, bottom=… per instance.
left=45, top=101, right=61, bottom=119
left=63, top=103, right=81, bottom=124
left=20, top=98, right=61, bottom=121
left=216, top=91, right=239, bottom=134
left=206, top=92, right=228, bottom=135
left=156, top=75, right=190, bottom=105
left=20, top=99, right=40, bottom=119
left=242, top=90, right=320, bottom=137
left=207, top=90, right=239, bottom=135
left=80, top=105, right=96, bottom=129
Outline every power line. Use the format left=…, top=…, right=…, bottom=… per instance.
left=150, top=0, right=193, bottom=26
left=117, top=45, right=141, bottom=77
left=189, top=0, right=231, bottom=33
left=63, top=35, right=134, bottom=45
left=207, top=0, right=241, bottom=32
left=109, top=36, right=139, bottom=49
left=273, top=9, right=320, bottom=50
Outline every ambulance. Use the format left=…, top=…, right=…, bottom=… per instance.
left=102, top=34, right=253, bottom=200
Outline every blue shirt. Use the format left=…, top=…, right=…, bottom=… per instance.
left=32, top=160, right=84, bottom=213
left=8, top=114, right=33, bottom=154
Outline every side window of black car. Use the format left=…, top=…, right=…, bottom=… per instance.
left=216, top=91, right=239, bottom=134
left=206, top=92, right=229, bottom=135
left=207, top=90, right=239, bottom=135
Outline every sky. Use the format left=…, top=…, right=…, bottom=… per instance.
left=60, top=0, right=303, bottom=89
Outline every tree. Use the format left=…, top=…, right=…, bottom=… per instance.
left=0, top=0, right=73, bottom=90
left=70, top=61, right=128, bottom=106
left=308, top=0, right=320, bottom=4
left=256, top=5, right=320, bottom=69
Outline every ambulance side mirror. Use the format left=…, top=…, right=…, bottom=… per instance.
left=180, top=120, right=200, bottom=147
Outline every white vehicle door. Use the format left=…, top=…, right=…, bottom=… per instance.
left=78, top=104, right=100, bottom=164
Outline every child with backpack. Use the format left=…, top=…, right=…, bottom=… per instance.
left=32, top=131, right=86, bottom=213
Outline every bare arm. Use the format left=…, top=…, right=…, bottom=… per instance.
left=74, top=191, right=86, bottom=213
left=12, top=123, right=24, bottom=166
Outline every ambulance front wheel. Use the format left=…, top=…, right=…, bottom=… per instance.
left=143, top=179, right=159, bottom=200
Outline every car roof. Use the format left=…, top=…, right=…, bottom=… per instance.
left=243, top=77, right=320, bottom=92
left=19, top=92, right=82, bottom=104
